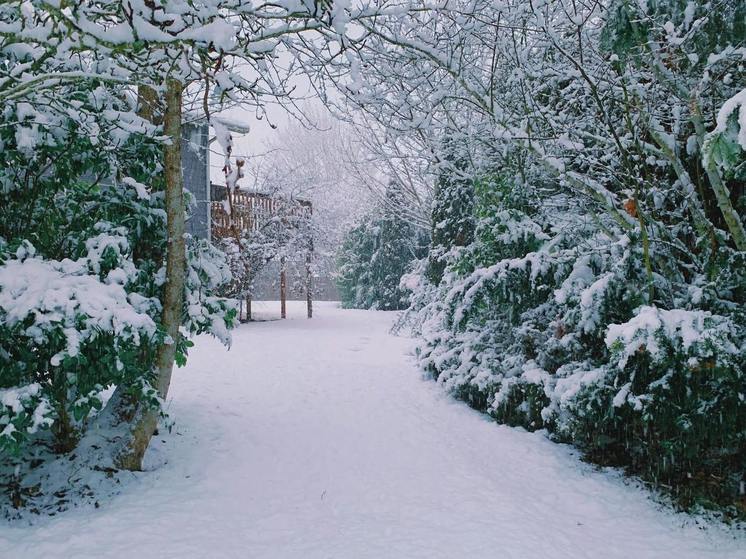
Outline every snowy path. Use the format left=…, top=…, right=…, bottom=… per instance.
left=2, top=302, right=743, bottom=558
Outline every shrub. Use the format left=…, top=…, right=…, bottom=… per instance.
left=410, top=172, right=745, bottom=516
left=0, top=83, right=235, bottom=458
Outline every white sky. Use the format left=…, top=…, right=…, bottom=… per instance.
left=208, top=57, right=331, bottom=185
left=209, top=102, right=293, bottom=184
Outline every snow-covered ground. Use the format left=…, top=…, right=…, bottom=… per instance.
left=1, top=301, right=743, bottom=558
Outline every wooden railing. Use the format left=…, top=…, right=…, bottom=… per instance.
left=211, top=188, right=312, bottom=239
left=210, top=187, right=314, bottom=320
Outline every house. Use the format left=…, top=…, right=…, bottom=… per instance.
left=180, top=121, right=314, bottom=318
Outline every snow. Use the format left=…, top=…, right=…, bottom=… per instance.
left=182, top=20, right=236, bottom=51
left=546, top=366, right=606, bottom=421
left=1, top=302, right=743, bottom=558
left=605, top=306, right=737, bottom=369
left=211, top=118, right=233, bottom=157
left=683, top=2, right=696, bottom=29
left=120, top=177, right=150, bottom=200
left=0, top=254, right=156, bottom=351
left=0, top=383, right=52, bottom=443
left=712, top=87, right=746, bottom=151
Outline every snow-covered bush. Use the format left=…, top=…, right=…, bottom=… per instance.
left=0, top=384, right=53, bottom=457
left=0, top=83, right=235, bottom=457
left=426, top=142, right=475, bottom=284
left=409, top=164, right=745, bottom=513
left=0, top=185, right=236, bottom=455
left=345, top=0, right=746, bottom=515
left=549, top=307, right=744, bottom=499
left=183, top=238, right=236, bottom=359
left=0, top=239, right=161, bottom=452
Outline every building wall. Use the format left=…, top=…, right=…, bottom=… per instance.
left=182, top=123, right=211, bottom=241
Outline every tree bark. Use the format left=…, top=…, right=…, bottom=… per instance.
left=280, top=257, right=287, bottom=319
left=114, top=78, right=186, bottom=470
left=693, top=107, right=746, bottom=252
left=137, top=84, right=160, bottom=124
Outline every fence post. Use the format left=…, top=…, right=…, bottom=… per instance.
left=306, top=250, right=313, bottom=319
left=280, top=257, right=287, bottom=319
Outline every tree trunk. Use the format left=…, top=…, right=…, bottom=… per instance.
left=280, top=257, right=287, bottom=319
left=690, top=102, right=746, bottom=252
left=137, top=84, right=160, bottom=124
left=114, top=78, right=186, bottom=470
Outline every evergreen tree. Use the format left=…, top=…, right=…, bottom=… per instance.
left=427, top=139, right=475, bottom=284
left=337, top=182, right=428, bottom=310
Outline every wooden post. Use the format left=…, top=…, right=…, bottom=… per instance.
left=306, top=246, right=313, bottom=319
left=280, top=257, right=287, bottom=319
left=305, top=203, right=313, bottom=319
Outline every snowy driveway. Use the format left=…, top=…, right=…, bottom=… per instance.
left=2, top=302, right=743, bottom=558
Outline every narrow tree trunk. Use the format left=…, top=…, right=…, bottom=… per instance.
left=690, top=103, right=746, bottom=252
left=154, top=77, right=186, bottom=405
left=114, top=78, right=186, bottom=470
left=306, top=249, right=313, bottom=319
left=137, top=84, right=160, bottom=124
left=280, top=257, right=287, bottom=319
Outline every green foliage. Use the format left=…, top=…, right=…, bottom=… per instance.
left=562, top=308, right=745, bottom=509
left=0, top=82, right=234, bottom=457
left=427, top=141, right=475, bottom=284
left=454, top=177, right=547, bottom=275
left=0, top=97, right=166, bottom=452
left=337, top=184, right=428, bottom=311
left=0, top=384, right=52, bottom=457
left=601, top=0, right=746, bottom=66
left=703, top=107, right=746, bottom=185
left=414, top=169, right=746, bottom=516
left=337, top=218, right=382, bottom=308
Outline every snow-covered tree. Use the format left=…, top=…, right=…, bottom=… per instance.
left=0, top=0, right=438, bottom=472
left=329, top=0, right=746, bottom=513
left=337, top=181, right=427, bottom=310
left=0, top=73, right=235, bottom=460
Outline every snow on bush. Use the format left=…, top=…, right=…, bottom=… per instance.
left=406, top=164, right=745, bottom=512
left=0, top=384, right=53, bottom=455
left=184, top=239, right=237, bottom=348
left=337, top=183, right=428, bottom=311
left=0, top=228, right=236, bottom=456
left=0, top=243, right=160, bottom=453
left=412, top=225, right=745, bottom=509
left=704, top=87, right=746, bottom=172
left=0, top=248, right=157, bottom=363
left=0, top=83, right=236, bottom=457
left=605, top=306, right=738, bottom=371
